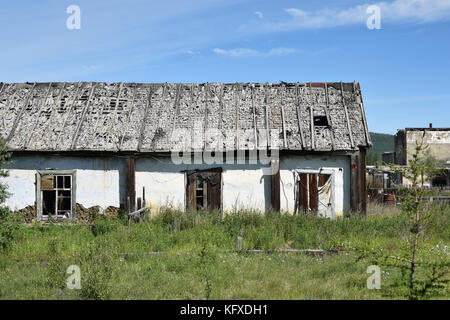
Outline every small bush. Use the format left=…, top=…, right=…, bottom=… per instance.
left=0, top=207, right=23, bottom=250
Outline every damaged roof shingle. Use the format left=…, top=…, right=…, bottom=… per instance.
left=0, top=82, right=372, bottom=152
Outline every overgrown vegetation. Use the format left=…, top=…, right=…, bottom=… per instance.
left=0, top=203, right=448, bottom=300
left=354, top=142, right=449, bottom=299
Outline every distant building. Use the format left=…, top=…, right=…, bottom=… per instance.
left=394, top=124, right=450, bottom=186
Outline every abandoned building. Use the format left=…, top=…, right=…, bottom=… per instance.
left=0, top=82, right=371, bottom=221
left=393, top=124, right=450, bottom=187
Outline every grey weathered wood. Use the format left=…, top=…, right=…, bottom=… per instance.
left=265, top=83, right=271, bottom=149
left=251, top=85, right=258, bottom=148
left=341, top=81, right=355, bottom=149
left=237, top=236, right=242, bottom=251
left=119, top=84, right=138, bottom=150
left=295, top=83, right=306, bottom=150
left=280, top=84, right=288, bottom=149
left=354, top=82, right=371, bottom=146
left=309, top=83, right=315, bottom=150
left=24, top=82, right=54, bottom=149
left=137, top=85, right=153, bottom=151
left=54, top=82, right=82, bottom=150
left=170, top=83, right=182, bottom=149
left=70, top=83, right=96, bottom=150
left=6, top=82, right=36, bottom=143
left=324, top=83, right=336, bottom=150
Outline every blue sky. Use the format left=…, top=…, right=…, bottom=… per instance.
left=1, top=0, right=449, bottom=134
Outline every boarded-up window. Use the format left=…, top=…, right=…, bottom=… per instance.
left=38, top=173, right=74, bottom=220
left=186, top=168, right=222, bottom=212
left=297, top=173, right=332, bottom=218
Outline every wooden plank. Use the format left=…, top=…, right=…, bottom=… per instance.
left=270, top=159, right=280, bottom=212
left=309, top=83, right=315, bottom=150
left=341, top=81, right=355, bottom=149
left=185, top=172, right=196, bottom=212
left=170, top=83, right=183, bottom=149
left=359, top=148, right=367, bottom=216
left=125, top=156, right=136, bottom=212
left=6, top=82, right=36, bottom=143
left=265, top=83, right=270, bottom=149
left=24, top=82, right=55, bottom=149
left=324, top=83, right=336, bottom=150
left=251, top=85, right=258, bottom=148
left=203, top=83, right=208, bottom=151
left=55, top=82, right=82, bottom=150
left=295, top=83, right=306, bottom=150
left=309, top=173, right=318, bottom=211
left=70, top=83, right=96, bottom=150
left=207, top=171, right=222, bottom=212
left=354, top=82, right=371, bottom=146
left=350, top=153, right=360, bottom=213
left=137, top=85, right=153, bottom=151
left=319, top=174, right=331, bottom=187
left=119, top=83, right=138, bottom=150
left=280, top=84, right=288, bottom=149
left=89, top=82, right=123, bottom=149
left=298, top=173, right=308, bottom=213
left=235, top=83, right=240, bottom=150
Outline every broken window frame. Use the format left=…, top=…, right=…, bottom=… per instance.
left=185, top=168, right=222, bottom=213
left=294, top=169, right=335, bottom=219
left=36, top=170, right=77, bottom=221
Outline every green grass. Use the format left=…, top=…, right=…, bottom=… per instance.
left=0, top=204, right=448, bottom=300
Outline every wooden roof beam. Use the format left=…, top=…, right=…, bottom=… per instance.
left=70, top=83, right=96, bottom=150
left=341, top=81, right=355, bottom=149
left=6, top=82, right=36, bottom=143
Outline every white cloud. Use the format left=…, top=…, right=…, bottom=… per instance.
left=213, top=47, right=298, bottom=57
left=242, top=0, right=450, bottom=32
left=254, top=11, right=263, bottom=19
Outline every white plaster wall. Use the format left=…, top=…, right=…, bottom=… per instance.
left=2, top=156, right=124, bottom=210
left=135, top=156, right=271, bottom=213
left=2, top=154, right=350, bottom=217
left=280, top=155, right=350, bottom=217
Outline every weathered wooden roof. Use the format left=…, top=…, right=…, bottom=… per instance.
left=0, top=82, right=371, bottom=152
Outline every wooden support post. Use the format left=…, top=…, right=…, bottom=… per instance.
left=271, top=159, right=280, bottom=212
left=359, top=148, right=367, bottom=216
left=350, top=152, right=360, bottom=215
left=125, top=156, right=136, bottom=213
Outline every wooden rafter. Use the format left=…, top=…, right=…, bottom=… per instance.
left=280, top=84, right=288, bottom=149
left=324, top=83, right=336, bottom=150
left=309, top=83, right=315, bottom=150
left=170, top=83, right=183, bottom=150
left=354, top=82, right=371, bottom=146
left=265, top=83, right=270, bottom=149
left=119, top=84, right=138, bottom=150
left=90, top=82, right=123, bottom=149
left=251, top=85, right=258, bottom=149
left=235, top=83, right=240, bottom=150
left=24, top=82, right=56, bottom=149
left=55, top=82, right=82, bottom=150
left=341, top=81, right=355, bottom=149
left=6, top=82, right=36, bottom=143
left=70, top=83, right=96, bottom=150
left=295, top=83, right=306, bottom=150
left=137, top=84, right=154, bottom=152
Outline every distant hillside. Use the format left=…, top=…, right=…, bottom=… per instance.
left=367, top=132, right=395, bottom=165
left=369, top=132, right=395, bottom=155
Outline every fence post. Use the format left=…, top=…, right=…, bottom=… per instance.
left=237, top=236, right=242, bottom=252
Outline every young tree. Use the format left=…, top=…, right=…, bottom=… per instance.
left=351, top=140, right=449, bottom=299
